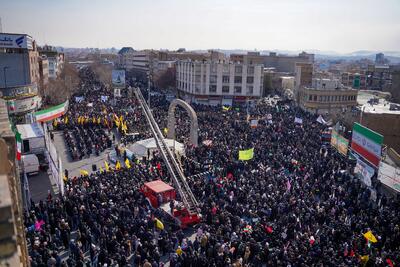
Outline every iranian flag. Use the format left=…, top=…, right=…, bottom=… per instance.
left=7, top=100, right=16, bottom=111
left=34, top=100, right=69, bottom=122
left=16, top=131, right=22, bottom=160
left=351, top=123, right=383, bottom=168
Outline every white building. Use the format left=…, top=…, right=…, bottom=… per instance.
left=176, top=60, right=264, bottom=106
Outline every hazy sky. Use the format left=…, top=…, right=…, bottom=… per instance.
left=1, top=0, right=400, bottom=53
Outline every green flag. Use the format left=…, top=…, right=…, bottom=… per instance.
left=239, top=148, right=254, bottom=161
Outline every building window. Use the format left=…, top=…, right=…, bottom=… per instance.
left=234, top=86, right=242, bottom=93
left=222, top=76, right=230, bottom=83
left=211, top=65, right=217, bottom=73
left=234, top=76, right=242, bottom=83
left=313, top=95, right=317, bottom=101
left=246, top=76, right=254, bottom=84
left=222, top=86, right=230, bottom=93
left=235, top=66, right=242, bottom=74
left=247, top=66, right=255, bottom=74
left=209, top=85, right=217, bottom=93
left=246, top=86, right=253, bottom=95
left=327, top=96, right=330, bottom=102
left=210, top=75, right=217, bottom=83
left=309, top=95, right=312, bottom=101
left=223, top=65, right=230, bottom=73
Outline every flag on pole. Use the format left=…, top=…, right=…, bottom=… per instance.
left=104, top=161, right=110, bottom=172
left=363, top=230, right=377, bottom=243
left=238, top=148, right=254, bottom=161
left=15, top=131, right=22, bottom=160
left=63, top=116, right=69, bottom=125
left=360, top=255, right=369, bottom=266
left=155, top=218, right=164, bottom=230
left=294, top=117, right=303, bottom=124
left=115, top=161, right=121, bottom=170
left=163, top=128, right=168, bottom=135
left=286, top=179, right=292, bottom=191
left=99, top=166, right=104, bottom=173
left=125, top=158, right=131, bottom=169
left=222, top=106, right=231, bottom=111
left=80, top=169, right=89, bottom=176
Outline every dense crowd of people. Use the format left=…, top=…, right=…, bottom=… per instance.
left=25, top=67, right=400, bottom=266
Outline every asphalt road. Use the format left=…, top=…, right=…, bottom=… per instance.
left=27, top=170, right=55, bottom=203
left=52, top=131, right=116, bottom=178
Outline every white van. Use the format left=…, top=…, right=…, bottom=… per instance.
left=21, top=154, right=40, bottom=175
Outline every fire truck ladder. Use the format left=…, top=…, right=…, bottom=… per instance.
left=134, top=88, right=200, bottom=215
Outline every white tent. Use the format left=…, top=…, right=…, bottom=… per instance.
left=16, top=123, right=45, bottom=154
left=127, top=138, right=185, bottom=159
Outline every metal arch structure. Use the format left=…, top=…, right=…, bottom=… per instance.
left=167, top=99, right=198, bottom=147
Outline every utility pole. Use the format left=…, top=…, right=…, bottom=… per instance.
left=3, top=66, right=9, bottom=89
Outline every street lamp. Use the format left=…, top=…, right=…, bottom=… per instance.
left=3, top=66, right=9, bottom=89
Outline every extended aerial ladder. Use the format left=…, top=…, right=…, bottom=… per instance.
left=134, top=88, right=200, bottom=218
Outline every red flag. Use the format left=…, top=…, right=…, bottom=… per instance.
left=349, top=250, right=355, bottom=257
left=156, top=162, right=161, bottom=170
left=265, top=225, right=273, bottom=233
left=386, top=259, right=394, bottom=267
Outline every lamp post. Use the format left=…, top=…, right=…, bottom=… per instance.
left=3, top=66, right=9, bottom=89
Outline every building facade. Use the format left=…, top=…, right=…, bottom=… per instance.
left=366, top=64, right=392, bottom=91
left=263, top=51, right=314, bottom=73
left=297, top=78, right=358, bottom=115
left=341, top=71, right=367, bottom=89
left=0, top=33, right=42, bottom=118
left=38, top=56, right=49, bottom=87
left=39, top=46, right=64, bottom=79
left=176, top=60, right=263, bottom=105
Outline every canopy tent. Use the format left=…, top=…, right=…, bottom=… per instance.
left=127, top=138, right=184, bottom=160
left=144, top=180, right=175, bottom=194
left=16, top=123, right=44, bottom=140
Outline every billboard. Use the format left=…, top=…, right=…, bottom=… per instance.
left=351, top=123, right=383, bottom=168
left=354, top=156, right=375, bottom=187
left=0, top=33, right=33, bottom=49
left=331, top=130, right=349, bottom=156
left=7, top=95, right=42, bottom=114
left=112, top=70, right=126, bottom=86
left=377, top=162, right=400, bottom=192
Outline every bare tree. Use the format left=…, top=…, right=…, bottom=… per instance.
left=90, top=62, right=112, bottom=87
left=42, top=62, right=80, bottom=105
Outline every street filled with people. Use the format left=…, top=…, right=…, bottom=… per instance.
left=25, top=67, right=400, bottom=266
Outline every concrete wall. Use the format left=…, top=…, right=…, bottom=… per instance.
left=361, top=112, right=400, bottom=153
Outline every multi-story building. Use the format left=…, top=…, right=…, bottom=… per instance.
left=231, top=51, right=314, bottom=73
left=38, top=56, right=49, bottom=88
left=341, top=71, right=367, bottom=89
left=366, top=64, right=392, bottom=91
left=386, top=65, right=400, bottom=103
left=38, top=45, right=64, bottom=79
left=375, top=53, right=385, bottom=65
left=0, top=99, right=29, bottom=266
left=262, top=51, right=314, bottom=73
left=176, top=60, right=264, bottom=106
left=297, top=78, right=358, bottom=115
left=118, top=48, right=159, bottom=73
left=0, top=33, right=42, bottom=117
left=294, top=62, right=313, bottom=103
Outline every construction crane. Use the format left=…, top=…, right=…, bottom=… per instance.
left=134, top=88, right=200, bottom=226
